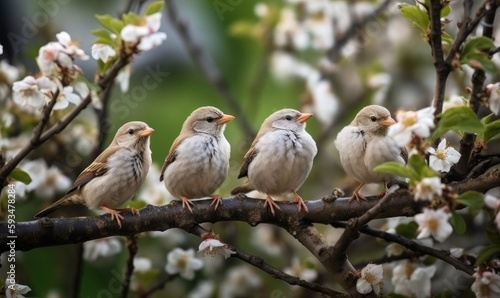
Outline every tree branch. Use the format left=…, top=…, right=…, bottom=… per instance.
left=120, top=235, right=138, bottom=298
left=72, top=243, right=84, bottom=298
left=139, top=274, right=177, bottom=298
left=165, top=0, right=256, bottom=139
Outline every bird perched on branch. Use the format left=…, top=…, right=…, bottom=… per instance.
left=335, top=105, right=407, bottom=203
left=231, top=109, right=317, bottom=215
left=34, top=121, right=154, bottom=228
left=160, top=106, right=234, bottom=212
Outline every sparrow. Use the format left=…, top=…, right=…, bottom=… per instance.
left=160, top=106, right=234, bottom=212
left=34, top=121, right=154, bottom=228
left=334, top=105, right=408, bottom=203
left=231, top=109, right=317, bottom=215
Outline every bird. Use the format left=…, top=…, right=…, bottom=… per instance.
left=334, top=105, right=408, bottom=203
left=160, top=106, right=234, bottom=212
left=231, top=109, right=317, bottom=215
left=34, top=121, right=154, bottom=228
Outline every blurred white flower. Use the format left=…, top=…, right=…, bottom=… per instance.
left=484, top=194, right=500, bottom=230
left=274, top=8, right=308, bottom=49
left=270, top=51, right=302, bottom=81
left=254, top=3, right=269, bottom=18
left=472, top=270, right=500, bottom=298
left=443, top=95, right=465, bottom=112
left=133, top=257, right=152, bottom=272
left=115, top=65, right=131, bottom=93
left=305, top=14, right=333, bottom=50
left=150, top=228, right=187, bottom=247
left=306, top=77, right=339, bottom=126
left=0, top=44, right=3, bottom=55
left=388, top=107, right=435, bottom=146
left=450, top=247, right=464, bottom=258
left=386, top=243, right=405, bottom=257
left=188, top=281, right=215, bottom=298
left=356, top=264, right=383, bottom=295
left=415, top=207, right=453, bottom=243
left=53, top=86, right=82, bottom=110
left=91, top=44, right=117, bottom=63
left=486, top=83, right=500, bottom=115
left=414, top=177, right=443, bottom=201
left=427, top=138, right=461, bottom=172
left=83, top=237, right=122, bottom=261
left=121, top=13, right=167, bottom=51
left=368, top=73, right=392, bottom=105
left=34, top=165, right=72, bottom=199
left=252, top=225, right=284, bottom=256
left=220, top=266, right=262, bottom=298
left=384, top=216, right=414, bottom=234
left=198, top=238, right=235, bottom=259
left=56, top=31, right=88, bottom=60
left=21, top=159, right=48, bottom=193
left=392, top=262, right=436, bottom=298
left=0, top=60, right=20, bottom=100
left=4, top=279, right=31, bottom=298
left=139, top=164, right=175, bottom=206
left=284, top=257, right=318, bottom=282
left=165, top=248, right=203, bottom=280
left=12, top=76, right=53, bottom=108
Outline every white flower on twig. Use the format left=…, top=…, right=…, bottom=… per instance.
left=4, top=278, right=31, bottom=298
left=121, top=13, right=167, bottom=51
left=165, top=248, right=203, bottom=280
left=392, top=262, right=436, bottom=298
left=427, top=138, right=461, bottom=172
left=414, top=177, right=443, bottom=202
left=284, top=257, right=318, bottom=282
left=486, top=83, right=500, bottom=115
left=415, top=207, right=453, bottom=243
left=12, top=76, right=54, bottom=108
left=34, top=165, right=72, bottom=199
left=388, top=107, right=435, bottom=146
left=56, top=31, right=89, bottom=60
left=356, top=264, right=383, bottom=295
left=198, top=238, right=235, bottom=259
left=91, top=44, right=117, bottom=63
left=220, top=266, right=262, bottom=298
left=472, top=270, right=500, bottom=298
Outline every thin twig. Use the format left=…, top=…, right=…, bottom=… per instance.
left=121, top=235, right=138, bottom=298
left=331, top=222, right=475, bottom=275
left=71, top=243, right=84, bottom=298
left=139, top=274, right=178, bottom=298
left=165, top=0, right=256, bottom=140
left=354, top=251, right=425, bottom=269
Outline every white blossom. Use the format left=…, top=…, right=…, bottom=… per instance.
left=415, top=207, right=453, bottom=243
left=220, top=266, right=262, bottom=298
left=450, top=247, right=464, bottom=258
left=427, top=138, right=461, bottom=172
left=305, top=14, right=334, bottom=50
left=392, top=262, right=436, bottom=298
left=484, top=194, right=500, bottom=230
left=83, top=237, right=122, bottom=261
left=21, top=159, right=48, bottom=193
left=53, top=86, right=82, bottom=110
left=386, top=243, right=405, bottom=257
left=254, top=3, right=269, bottom=18
left=56, top=31, right=89, bottom=60
left=165, top=248, right=203, bottom=280
left=486, top=83, right=500, bottom=115
left=0, top=60, right=20, bottom=84
left=443, top=95, right=465, bottom=112
left=120, top=13, right=167, bottom=51
left=133, top=257, right=152, bottom=272
left=388, top=107, right=435, bottom=146
left=188, top=281, right=215, bottom=298
left=34, top=165, right=72, bottom=199
left=284, top=258, right=318, bottom=282
left=472, top=270, right=500, bottom=298
left=4, top=279, right=31, bottom=298
left=139, top=164, right=175, bottom=206
left=198, top=238, right=235, bottom=259
left=356, top=264, right=383, bottom=295
left=274, top=8, right=308, bottom=49
left=305, top=76, right=339, bottom=126
left=12, top=76, right=53, bottom=108
left=0, top=44, right=3, bottom=55
left=115, top=65, right=130, bottom=93
left=91, top=44, right=117, bottom=63
left=414, top=177, right=443, bottom=201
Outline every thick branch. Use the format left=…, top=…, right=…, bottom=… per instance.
left=165, top=0, right=255, bottom=139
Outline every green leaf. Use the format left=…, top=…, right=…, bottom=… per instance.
left=9, top=168, right=32, bottom=184
left=461, top=36, right=495, bottom=60
left=481, top=113, right=495, bottom=125
left=126, top=199, right=146, bottom=210
left=408, top=154, right=437, bottom=181
left=122, top=12, right=142, bottom=26
left=229, top=21, right=259, bottom=38
left=374, top=162, right=412, bottom=178
left=457, top=191, right=484, bottom=214
left=144, top=0, right=164, bottom=15
left=95, top=14, right=124, bottom=35
left=395, top=221, right=418, bottom=239
left=441, top=32, right=453, bottom=45
left=450, top=211, right=466, bottom=235
left=486, top=223, right=500, bottom=245
left=432, top=106, right=485, bottom=139
left=441, top=3, right=451, bottom=17
left=484, top=120, right=500, bottom=142
left=476, top=244, right=500, bottom=265
left=398, top=3, right=429, bottom=33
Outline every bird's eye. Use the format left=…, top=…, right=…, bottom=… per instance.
left=285, top=115, right=292, bottom=121
left=127, top=129, right=134, bottom=135
left=370, top=116, right=377, bottom=122
left=206, top=117, right=214, bottom=123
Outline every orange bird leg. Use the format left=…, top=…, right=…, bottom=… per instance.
left=181, top=196, right=194, bottom=213
left=377, top=182, right=389, bottom=197
left=210, top=194, right=223, bottom=210
left=292, top=190, right=309, bottom=213
left=263, top=194, right=281, bottom=216
left=349, top=183, right=368, bottom=204
left=99, top=206, right=128, bottom=229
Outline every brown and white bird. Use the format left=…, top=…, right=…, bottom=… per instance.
left=160, top=106, right=234, bottom=212
left=231, top=109, right=317, bottom=215
left=34, top=121, right=154, bottom=228
left=334, top=105, right=407, bottom=203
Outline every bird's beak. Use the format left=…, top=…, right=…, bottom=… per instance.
left=139, top=127, right=155, bottom=137
left=380, top=117, right=396, bottom=126
left=218, top=114, right=235, bottom=124
left=297, top=113, right=313, bottom=123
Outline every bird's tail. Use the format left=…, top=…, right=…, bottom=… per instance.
left=230, top=181, right=255, bottom=195
left=34, top=194, right=81, bottom=218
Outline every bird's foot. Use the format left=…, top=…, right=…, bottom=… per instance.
left=377, top=183, right=389, bottom=198
left=210, top=194, right=222, bottom=210
left=348, top=192, right=367, bottom=204
left=264, top=194, right=281, bottom=216
left=99, top=206, right=126, bottom=229
left=181, top=196, right=194, bottom=213
left=292, top=190, right=309, bottom=213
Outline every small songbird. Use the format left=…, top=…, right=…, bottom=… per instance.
left=34, top=121, right=154, bottom=228
left=231, top=109, right=317, bottom=215
left=334, top=105, right=407, bottom=203
left=160, top=106, right=234, bottom=212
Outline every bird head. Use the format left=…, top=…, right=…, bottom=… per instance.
left=352, top=105, right=395, bottom=135
left=113, top=121, right=154, bottom=149
left=184, top=106, right=234, bottom=137
left=263, top=109, right=313, bottom=132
